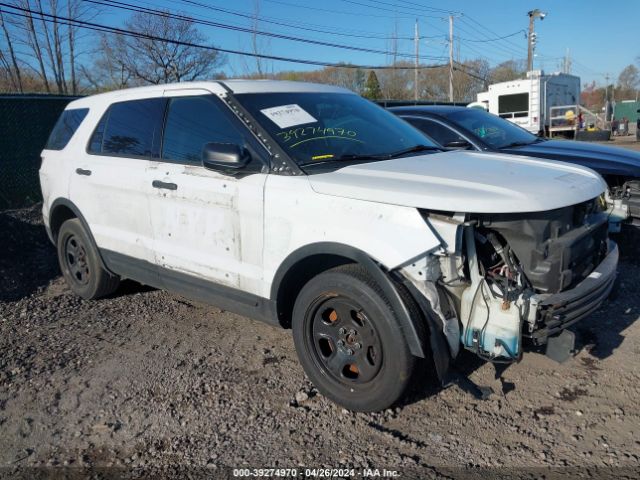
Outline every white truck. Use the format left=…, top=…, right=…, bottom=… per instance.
left=472, top=71, right=581, bottom=136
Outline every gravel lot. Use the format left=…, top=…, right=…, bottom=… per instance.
left=1, top=198, right=640, bottom=478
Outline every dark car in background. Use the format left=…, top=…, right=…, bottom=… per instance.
left=391, top=105, right=640, bottom=229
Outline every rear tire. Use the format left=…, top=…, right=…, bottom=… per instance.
left=292, top=264, right=415, bottom=412
left=56, top=218, right=120, bottom=299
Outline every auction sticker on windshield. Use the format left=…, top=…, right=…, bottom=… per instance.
left=260, top=104, right=317, bottom=129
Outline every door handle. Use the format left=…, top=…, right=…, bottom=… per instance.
left=75, top=168, right=92, bottom=176
left=152, top=180, right=178, bottom=191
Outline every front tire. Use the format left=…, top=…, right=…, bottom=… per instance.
left=292, top=265, right=415, bottom=412
left=56, top=218, right=120, bottom=299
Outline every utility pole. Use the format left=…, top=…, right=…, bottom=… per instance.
left=414, top=19, right=419, bottom=101
left=604, top=73, right=610, bottom=123
left=449, top=15, right=454, bottom=102
left=563, top=48, right=571, bottom=74
left=527, top=9, right=546, bottom=72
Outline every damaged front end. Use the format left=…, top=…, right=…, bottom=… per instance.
left=401, top=197, right=618, bottom=365
left=608, top=179, right=640, bottom=230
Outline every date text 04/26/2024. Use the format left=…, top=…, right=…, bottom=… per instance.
left=232, top=468, right=400, bottom=478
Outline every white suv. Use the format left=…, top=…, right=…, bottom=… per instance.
left=41, top=80, right=618, bottom=412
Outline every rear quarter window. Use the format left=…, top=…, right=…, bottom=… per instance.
left=45, top=108, right=89, bottom=150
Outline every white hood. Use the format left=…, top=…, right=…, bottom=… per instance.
left=307, top=150, right=607, bottom=213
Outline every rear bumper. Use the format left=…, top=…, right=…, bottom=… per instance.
left=528, top=241, right=618, bottom=344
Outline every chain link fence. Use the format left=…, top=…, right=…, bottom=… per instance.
left=0, top=95, right=77, bottom=209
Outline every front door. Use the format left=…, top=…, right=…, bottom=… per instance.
left=147, top=91, right=268, bottom=298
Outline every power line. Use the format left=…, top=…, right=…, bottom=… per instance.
left=453, top=61, right=487, bottom=82
left=344, top=0, right=460, bottom=16
left=457, top=19, right=524, bottom=58
left=340, top=0, right=448, bottom=19
left=457, top=29, right=526, bottom=43
left=455, top=37, right=506, bottom=65
left=460, top=15, right=525, bottom=53
left=84, top=0, right=447, bottom=61
left=0, top=3, right=449, bottom=70
left=264, top=0, right=414, bottom=19
left=455, top=20, right=525, bottom=59
left=173, top=0, right=418, bottom=40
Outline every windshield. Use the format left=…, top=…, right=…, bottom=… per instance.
left=234, top=92, right=437, bottom=166
left=444, top=108, right=538, bottom=149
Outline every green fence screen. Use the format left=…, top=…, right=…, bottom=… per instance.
left=613, top=100, right=640, bottom=123
left=0, top=95, right=77, bottom=209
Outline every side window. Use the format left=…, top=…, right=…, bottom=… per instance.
left=89, top=98, right=166, bottom=157
left=162, top=96, right=244, bottom=164
left=498, top=93, right=529, bottom=118
left=406, top=118, right=464, bottom=147
left=46, top=108, right=89, bottom=150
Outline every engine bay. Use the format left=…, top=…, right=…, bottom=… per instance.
left=415, top=197, right=613, bottom=364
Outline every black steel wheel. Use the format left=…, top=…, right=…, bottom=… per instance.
left=292, top=264, right=415, bottom=412
left=63, top=233, right=91, bottom=286
left=57, top=218, right=120, bottom=299
left=308, top=296, right=383, bottom=384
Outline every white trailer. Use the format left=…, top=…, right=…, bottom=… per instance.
left=472, top=71, right=581, bottom=136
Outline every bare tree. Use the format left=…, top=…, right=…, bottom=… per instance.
left=0, top=0, right=95, bottom=93
left=66, top=0, right=76, bottom=93
left=489, top=59, right=526, bottom=84
left=18, top=0, right=51, bottom=92
left=0, top=10, right=23, bottom=92
left=251, top=0, right=264, bottom=77
left=35, top=0, right=65, bottom=92
left=96, top=11, right=225, bottom=87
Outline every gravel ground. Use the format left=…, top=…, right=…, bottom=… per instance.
left=1, top=204, right=639, bottom=480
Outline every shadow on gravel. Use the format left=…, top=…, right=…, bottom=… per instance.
left=398, top=349, right=499, bottom=408
left=569, top=226, right=640, bottom=360
left=0, top=205, right=59, bottom=302
left=108, top=279, right=156, bottom=297
left=0, top=204, right=157, bottom=303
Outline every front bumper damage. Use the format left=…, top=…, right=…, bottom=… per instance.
left=528, top=240, right=619, bottom=345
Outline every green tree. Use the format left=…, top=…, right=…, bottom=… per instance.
left=363, top=70, right=382, bottom=100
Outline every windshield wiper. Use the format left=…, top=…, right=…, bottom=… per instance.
left=334, top=144, right=440, bottom=162
left=301, top=144, right=440, bottom=167
left=499, top=140, right=536, bottom=149
left=383, top=144, right=442, bottom=158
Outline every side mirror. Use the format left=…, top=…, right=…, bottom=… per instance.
left=202, top=142, right=250, bottom=172
left=443, top=139, right=472, bottom=150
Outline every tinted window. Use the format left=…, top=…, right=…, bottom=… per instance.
left=45, top=108, right=89, bottom=150
left=162, top=96, right=244, bottom=163
left=90, top=98, right=166, bottom=157
left=235, top=92, right=436, bottom=166
left=444, top=108, right=537, bottom=149
left=405, top=118, right=463, bottom=147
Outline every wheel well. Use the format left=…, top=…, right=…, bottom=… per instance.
left=49, top=205, right=76, bottom=241
left=275, top=254, right=354, bottom=328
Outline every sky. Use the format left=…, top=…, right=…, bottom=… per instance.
left=97, top=0, right=639, bottom=86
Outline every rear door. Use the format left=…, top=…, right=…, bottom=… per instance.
left=69, top=97, right=166, bottom=285
left=147, top=90, right=268, bottom=297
